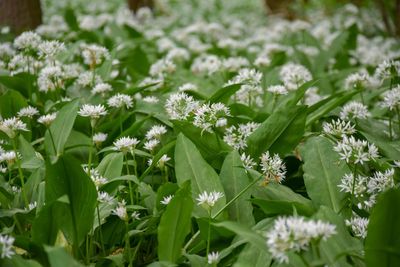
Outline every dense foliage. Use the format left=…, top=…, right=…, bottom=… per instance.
left=0, top=1, right=399, bottom=266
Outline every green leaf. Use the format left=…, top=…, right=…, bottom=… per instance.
left=2, top=255, right=42, bottom=267
left=96, top=152, right=124, bottom=179
left=247, top=105, right=306, bottom=158
left=45, top=154, right=97, bottom=246
left=208, top=83, right=241, bottom=103
left=64, top=8, right=79, bottom=31
left=219, top=151, right=254, bottom=226
left=233, top=244, right=272, bottom=267
left=213, top=221, right=268, bottom=252
left=0, top=89, right=27, bottom=118
left=44, top=246, right=84, bottom=267
left=158, top=182, right=193, bottom=263
left=300, top=136, right=348, bottom=212
left=365, top=188, right=400, bottom=266
left=251, top=198, right=315, bottom=217
left=174, top=133, right=226, bottom=217
left=44, top=99, right=79, bottom=163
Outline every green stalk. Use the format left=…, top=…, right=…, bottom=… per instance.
left=350, top=164, right=358, bottom=208
left=12, top=138, right=28, bottom=206
left=125, top=154, right=134, bottom=205
left=206, top=209, right=212, bottom=257
left=125, top=220, right=132, bottom=267
left=96, top=204, right=105, bottom=255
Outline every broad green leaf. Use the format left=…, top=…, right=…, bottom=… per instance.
left=247, top=105, right=306, bottom=158
left=44, top=99, right=79, bottom=163
left=175, top=133, right=226, bottom=217
left=96, top=152, right=124, bottom=179
left=251, top=198, right=315, bottom=216
left=233, top=244, right=272, bottom=267
left=220, top=151, right=254, bottom=226
left=208, top=83, right=241, bottom=103
left=213, top=221, right=268, bottom=252
left=2, top=255, right=42, bottom=267
left=45, top=246, right=84, bottom=267
left=0, top=89, right=27, bottom=118
left=45, top=154, right=97, bottom=246
left=173, top=121, right=231, bottom=168
left=365, top=188, right=400, bottom=266
left=158, top=182, right=193, bottom=263
left=300, top=136, right=348, bottom=212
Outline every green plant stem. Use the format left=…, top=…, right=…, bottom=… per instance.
left=87, top=126, right=94, bottom=176
left=125, top=221, right=132, bottom=267
left=96, top=204, right=105, bottom=255
left=206, top=209, right=212, bottom=257
left=125, top=154, right=134, bottom=205
left=12, top=138, right=28, bottom=206
left=184, top=174, right=262, bottom=252
left=396, top=106, right=400, bottom=133
left=389, top=116, right=393, bottom=140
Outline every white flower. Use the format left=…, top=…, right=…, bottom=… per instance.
left=338, top=173, right=368, bottom=197
left=112, top=200, right=128, bottom=221
left=178, top=83, right=198, bottom=92
left=340, top=101, right=370, bottom=120
left=145, top=125, right=167, bottom=140
left=375, top=60, right=400, bottom=81
left=113, top=136, right=139, bottom=153
left=267, top=85, right=288, bottom=95
left=160, top=195, right=174, bottom=205
left=260, top=151, right=286, bottom=184
left=14, top=31, right=41, bottom=51
left=98, top=191, right=114, bottom=203
left=93, top=132, right=108, bottom=144
left=38, top=112, right=57, bottom=126
left=254, top=54, right=271, bottom=67
left=87, top=168, right=107, bottom=188
left=91, top=83, right=113, bottom=95
left=81, top=44, right=110, bottom=67
left=144, top=139, right=160, bottom=153
left=0, top=234, right=15, bottom=259
left=149, top=58, right=176, bottom=77
left=333, top=136, right=379, bottom=164
left=240, top=153, right=256, bottom=171
left=107, top=93, right=133, bottom=109
left=165, top=92, right=199, bottom=120
left=344, top=72, right=371, bottom=90
left=322, top=119, right=356, bottom=137
left=367, top=169, right=395, bottom=194
left=193, top=103, right=230, bottom=133
left=142, top=96, right=159, bottom=103
left=131, top=211, right=141, bottom=220
left=37, top=66, right=65, bottom=93
left=222, top=57, right=249, bottom=72
left=266, top=216, right=336, bottom=264
left=207, top=251, right=220, bottom=265
left=196, top=191, right=224, bottom=209
left=381, top=85, right=400, bottom=110
left=0, top=151, right=20, bottom=164
left=17, top=106, right=39, bottom=118
left=0, top=117, right=28, bottom=138
left=76, top=71, right=102, bottom=87
left=346, top=216, right=368, bottom=239
left=191, top=54, right=221, bottom=76
left=229, top=68, right=262, bottom=86
left=280, top=63, right=312, bottom=91
left=38, top=40, right=65, bottom=59
left=78, top=104, right=107, bottom=120
left=223, top=122, right=259, bottom=150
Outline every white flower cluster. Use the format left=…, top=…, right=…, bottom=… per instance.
left=191, top=54, right=221, bottom=76
left=338, top=169, right=394, bottom=209
left=78, top=104, right=107, bottom=120
left=266, top=216, right=336, bottom=264
left=17, top=106, right=39, bottom=118
left=112, top=200, right=128, bottom=221
left=223, top=122, right=260, bottom=150
left=193, top=103, right=230, bottom=133
left=322, top=119, right=356, bottom=138
left=260, top=151, right=286, bottom=184
left=279, top=63, right=312, bottom=91
left=375, top=60, right=400, bottom=81
left=165, top=92, right=199, bottom=120
left=81, top=44, right=110, bottom=67
left=344, top=72, right=371, bottom=90
left=333, top=136, right=379, bottom=164
left=0, top=117, right=28, bottom=138
left=340, top=101, right=370, bottom=120
left=345, top=215, right=369, bottom=239
left=38, top=66, right=65, bottom=92
left=380, top=85, right=400, bottom=110
left=113, top=136, right=140, bottom=154
left=227, top=68, right=264, bottom=107
left=107, top=93, right=133, bottom=109
left=196, top=191, right=224, bottom=210
left=0, top=234, right=15, bottom=259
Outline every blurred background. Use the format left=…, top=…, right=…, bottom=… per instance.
left=0, top=0, right=399, bottom=37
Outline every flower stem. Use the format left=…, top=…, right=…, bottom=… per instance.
left=12, top=138, right=28, bottom=206
left=125, top=221, right=132, bottom=267
left=96, top=204, right=105, bottom=255
left=125, top=154, right=134, bottom=205
left=206, top=209, right=212, bottom=256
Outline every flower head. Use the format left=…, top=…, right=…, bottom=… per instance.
left=340, top=101, right=370, bottom=120
left=113, top=136, right=139, bottom=154
left=17, top=106, right=39, bottom=118
left=107, top=93, right=133, bottom=109
left=0, top=234, right=15, bottom=259
left=334, top=136, right=379, bottom=164
left=207, top=251, right=220, bottom=265
left=38, top=112, right=57, bottom=126
left=78, top=104, right=107, bottom=121
left=0, top=117, right=28, bottom=138
left=165, top=92, right=199, bottom=120
left=196, top=191, right=224, bottom=210
left=160, top=195, right=174, bottom=205
left=259, top=151, right=286, bottom=184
